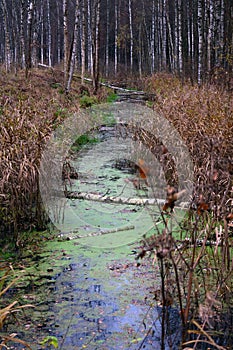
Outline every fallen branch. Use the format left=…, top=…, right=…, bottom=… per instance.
left=37, top=63, right=146, bottom=93
left=65, top=190, right=164, bottom=206
left=73, top=75, right=145, bottom=93
left=38, top=63, right=53, bottom=69
left=59, top=224, right=135, bottom=240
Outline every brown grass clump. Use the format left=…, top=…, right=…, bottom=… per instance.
left=143, top=74, right=233, bottom=218
left=134, top=74, right=233, bottom=348
left=0, top=68, right=106, bottom=244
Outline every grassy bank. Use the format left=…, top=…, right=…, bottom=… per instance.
left=0, top=68, right=109, bottom=245
left=142, top=74, right=232, bottom=218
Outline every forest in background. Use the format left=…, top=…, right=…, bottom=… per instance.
left=0, top=2, right=233, bottom=349
left=0, top=0, right=233, bottom=90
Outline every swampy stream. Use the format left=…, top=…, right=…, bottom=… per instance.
left=3, top=102, right=184, bottom=349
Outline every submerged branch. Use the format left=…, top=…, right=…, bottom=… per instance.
left=59, top=224, right=135, bottom=240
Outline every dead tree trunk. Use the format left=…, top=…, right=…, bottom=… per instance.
left=92, top=0, right=100, bottom=93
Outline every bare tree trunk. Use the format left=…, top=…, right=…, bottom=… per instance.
left=114, top=0, right=118, bottom=76
left=192, top=0, right=199, bottom=81
left=177, top=0, right=183, bottom=74
left=138, top=23, right=142, bottom=78
left=40, top=1, right=44, bottom=65
left=181, top=0, right=189, bottom=77
left=92, top=0, right=101, bottom=93
left=219, top=0, right=225, bottom=60
left=151, top=0, right=156, bottom=73
left=188, top=0, right=194, bottom=82
left=63, top=0, right=69, bottom=87
left=47, top=0, right=52, bottom=66
left=198, top=0, right=203, bottom=84
left=20, top=0, right=26, bottom=69
left=155, top=1, right=160, bottom=70
left=162, top=0, right=167, bottom=70
left=0, top=0, right=230, bottom=85
left=2, top=0, right=11, bottom=72
left=25, top=0, right=35, bottom=77
left=224, top=0, right=233, bottom=81
left=66, top=0, right=80, bottom=93
left=128, top=0, right=133, bottom=74
left=207, top=0, right=213, bottom=73
left=56, top=0, right=62, bottom=64
left=105, top=0, right=110, bottom=77
left=166, top=2, right=175, bottom=73
left=12, top=4, right=19, bottom=72
left=87, top=0, right=93, bottom=74
left=81, top=0, right=86, bottom=84
left=31, top=4, right=40, bottom=68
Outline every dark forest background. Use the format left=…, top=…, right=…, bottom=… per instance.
left=0, top=0, right=232, bottom=87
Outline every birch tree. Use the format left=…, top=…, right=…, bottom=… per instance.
left=105, top=0, right=110, bottom=77
left=198, top=0, right=203, bottom=83
left=20, top=0, right=26, bottom=69
left=128, top=0, right=133, bottom=73
left=25, top=0, right=35, bottom=77
left=87, top=0, right=93, bottom=74
left=66, top=0, right=80, bottom=93
left=1, top=0, right=11, bottom=72
left=0, top=0, right=231, bottom=85
left=46, top=0, right=52, bottom=67
left=114, top=0, right=118, bottom=76
left=150, top=0, right=155, bottom=73
left=56, top=0, right=62, bottom=64
left=92, top=0, right=101, bottom=92
left=81, top=0, right=86, bottom=84
left=63, top=0, right=69, bottom=86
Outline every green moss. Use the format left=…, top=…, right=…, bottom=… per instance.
left=101, top=112, right=116, bottom=126
left=106, top=93, right=118, bottom=103
left=54, top=108, right=68, bottom=118
left=79, top=95, right=98, bottom=108
left=50, top=82, right=62, bottom=90
left=71, top=133, right=99, bottom=152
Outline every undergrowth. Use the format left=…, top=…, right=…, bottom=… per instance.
left=135, top=209, right=233, bottom=349
left=0, top=68, right=109, bottom=245
left=129, top=73, right=233, bottom=349
left=142, top=73, right=232, bottom=219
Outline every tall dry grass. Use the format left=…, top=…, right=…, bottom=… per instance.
left=144, top=74, right=233, bottom=218
left=0, top=68, right=81, bottom=244
left=0, top=67, right=109, bottom=245
left=134, top=74, right=233, bottom=349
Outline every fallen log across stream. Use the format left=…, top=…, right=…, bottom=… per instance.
left=38, top=63, right=155, bottom=102
left=65, top=190, right=165, bottom=206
